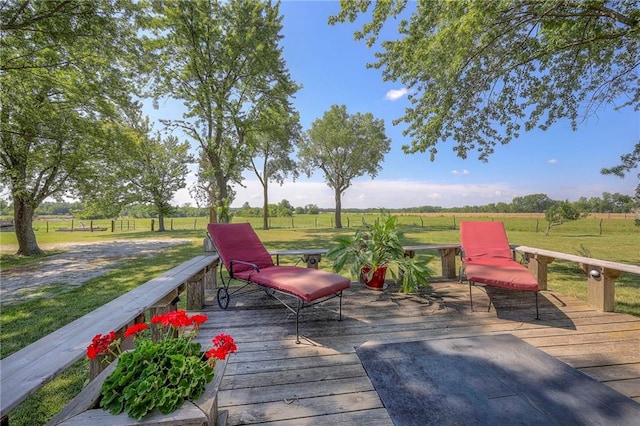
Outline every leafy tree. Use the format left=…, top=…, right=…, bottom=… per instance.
left=599, top=191, right=636, bottom=213
left=121, top=203, right=154, bottom=219
left=0, top=198, right=10, bottom=216
left=601, top=141, right=640, bottom=201
left=0, top=0, right=142, bottom=255
left=330, top=1, right=640, bottom=167
left=146, top=0, right=299, bottom=224
left=79, top=112, right=193, bottom=230
left=511, top=194, right=555, bottom=213
left=298, top=105, right=391, bottom=228
left=236, top=202, right=261, bottom=217
left=248, top=108, right=301, bottom=229
left=574, top=196, right=600, bottom=214
left=129, top=134, right=192, bottom=231
left=544, top=200, right=582, bottom=235
left=173, top=204, right=208, bottom=218
left=304, top=204, right=320, bottom=215
left=276, top=199, right=294, bottom=217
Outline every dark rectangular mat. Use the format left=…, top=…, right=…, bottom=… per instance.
left=356, top=334, right=640, bottom=425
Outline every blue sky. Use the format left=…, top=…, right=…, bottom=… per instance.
left=168, top=1, right=639, bottom=209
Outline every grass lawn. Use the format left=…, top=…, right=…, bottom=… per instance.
left=1, top=214, right=638, bottom=425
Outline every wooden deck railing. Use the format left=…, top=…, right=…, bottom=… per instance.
left=516, top=246, right=640, bottom=312
left=272, top=244, right=461, bottom=280
left=0, top=254, right=219, bottom=424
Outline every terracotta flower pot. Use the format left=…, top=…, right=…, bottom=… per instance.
left=362, top=265, right=388, bottom=290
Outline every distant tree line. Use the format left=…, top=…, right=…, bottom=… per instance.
left=389, top=193, right=638, bottom=215
left=1, top=192, right=636, bottom=220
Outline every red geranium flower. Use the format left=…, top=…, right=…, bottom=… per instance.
left=86, top=331, right=117, bottom=359
left=151, top=310, right=191, bottom=328
left=190, top=314, right=208, bottom=326
left=124, top=323, right=149, bottom=339
left=205, top=333, right=237, bottom=361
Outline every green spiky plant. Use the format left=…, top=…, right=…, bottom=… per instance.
left=327, top=215, right=434, bottom=292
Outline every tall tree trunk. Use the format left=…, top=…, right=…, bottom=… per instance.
left=215, top=177, right=232, bottom=223
left=334, top=187, right=343, bottom=229
left=14, top=196, right=43, bottom=256
left=262, top=182, right=269, bottom=230
left=209, top=186, right=217, bottom=224
left=157, top=204, right=165, bottom=232
left=209, top=206, right=216, bottom=224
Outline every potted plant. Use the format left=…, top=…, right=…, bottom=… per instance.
left=326, top=215, right=434, bottom=292
left=85, top=310, right=236, bottom=421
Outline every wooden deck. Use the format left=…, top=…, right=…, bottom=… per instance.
left=197, top=280, right=640, bottom=425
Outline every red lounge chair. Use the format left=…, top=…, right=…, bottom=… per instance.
left=208, top=223, right=351, bottom=343
left=460, top=221, right=540, bottom=319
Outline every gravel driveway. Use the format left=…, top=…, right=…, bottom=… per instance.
left=1, top=239, right=192, bottom=306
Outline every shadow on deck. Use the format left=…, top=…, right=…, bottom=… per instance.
left=196, top=280, right=640, bottom=425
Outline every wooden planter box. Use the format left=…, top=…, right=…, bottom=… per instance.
left=47, top=357, right=228, bottom=426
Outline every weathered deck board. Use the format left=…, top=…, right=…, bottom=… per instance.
left=195, top=280, right=640, bottom=423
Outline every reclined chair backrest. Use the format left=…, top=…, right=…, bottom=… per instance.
left=208, top=223, right=274, bottom=274
left=460, top=221, right=513, bottom=260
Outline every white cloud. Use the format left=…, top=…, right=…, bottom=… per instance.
left=385, top=88, right=409, bottom=101
left=451, top=169, right=470, bottom=175
left=208, top=178, right=520, bottom=209
left=172, top=174, right=635, bottom=210
left=548, top=158, right=559, bottom=164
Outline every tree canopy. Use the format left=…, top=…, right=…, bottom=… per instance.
left=0, top=0, right=142, bottom=255
left=147, top=0, right=300, bottom=224
left=330, top=0, right=640, bottom=166
left=298, top=104, right=391, bottom=228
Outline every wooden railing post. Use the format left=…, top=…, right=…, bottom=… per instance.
left=439, top=248, right=459, bottom=279
left=581, top=265, right=622, bottom=312
left=187, top=271, right=205, bottom=310
left=204, top=260, right=218, bottom=291
left=525, top=254, right=554, bottom=291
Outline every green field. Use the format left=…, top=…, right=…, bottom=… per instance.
left=1, top=213, right=638, bottom=425
left=2, top=213, right=638, bottom=319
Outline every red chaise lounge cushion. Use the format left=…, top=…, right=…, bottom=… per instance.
left=461, top=221, right=539, bottom=292
left=208, top=223, right=350, bottom=303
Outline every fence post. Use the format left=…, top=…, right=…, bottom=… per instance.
left=151, top=219, right=155, bottom=232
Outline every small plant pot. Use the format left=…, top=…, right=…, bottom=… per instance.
left=362, top=265, right=387, bottom=290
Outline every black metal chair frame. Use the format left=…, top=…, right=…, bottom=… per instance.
left=216, top=260, right=344, bottom=344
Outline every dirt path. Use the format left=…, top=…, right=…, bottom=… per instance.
left=0, top=239, right=192, bottom=306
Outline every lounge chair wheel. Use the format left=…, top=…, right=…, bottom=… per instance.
left=217, top=287, right=230, bottom=309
